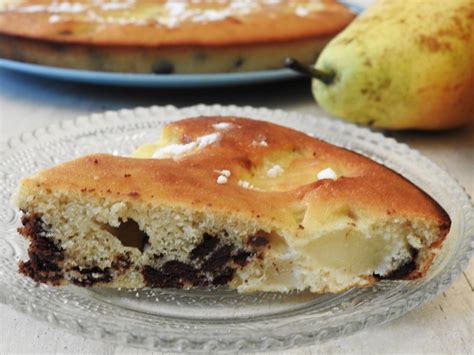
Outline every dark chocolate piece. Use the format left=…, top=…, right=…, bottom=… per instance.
left=374, top=249, right=419, bottom=280
left=142, top=237, right=255, bottom=288
left=233, top=250, right=252, bottom=267
left=248, top=233, right=269, bottom=248
left=152, top=59, right=174, bottom=74
left=71, top=266, right=112, bottom=287
left=212, top=267, right=235, bottom=286
left=190, top=233, right=219, bottom=260
left=104, top=219, right=149, bottom=252
left=18, top=213, right=64, bottom=285
left=142, top=261, right=205, bottom=288
left=375, top=260, right=417, bottom=280
left=234, top=57, right=245, bottom=68
left=203, top=245, right=232, bottom=272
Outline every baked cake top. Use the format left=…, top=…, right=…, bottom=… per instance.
left=18, top=116, right=450, bottom=237
left=0, top=0, right=355, bottom=46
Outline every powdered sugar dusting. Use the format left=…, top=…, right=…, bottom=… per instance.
left=196, top=132, right=220, bottom=148
left=152, top=142, right=197, bottom=159
left=212, top=122, right=233, bottom=130
left=216, top=175, right=228, bottom=184
left=48, top=14, right=61, bottom=23
left=267, top=165, right=284, bottom=177
left=215, top=169, right=231, bottom=177
left=15, top=2, right=87, bottom=14
left=3, top=0, right=328, bottom=28
left=251, top=139, right=268, bottom=147
left=100, top=1, right=135, bottom=11
left=216, top=169, right=231, bottom=184
left=238, top=180, right=254, bottom=189
left=317, top=168, right=337, bottom=180
left=152, top=132, right=220, bottom=160
left=295, top=6, right=309, bottom=16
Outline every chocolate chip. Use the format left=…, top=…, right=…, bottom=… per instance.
left=203, top=245, right=232, bottom=272
left=143, top=265, right=180, bottom=288
left=18, top=212, right=64, bottom=285
left=248, top=234, right=269, bottom=248
left=233, top=250, right=252, bottom=267
left=71, top=266, right=112, bottom=287
left=190, top=233, right=219, bottom=260
left=212, top=267, right=235, bottom=286
left=104, top=219, right=149, bottom=252
left=234, top=57, right=245, bottom=68
left=374, top=249, right=418, bottom=280
left=161, top=260, right=198, bottom=277
left=142, top=261, right=205, bottom=288
left=152, top=60, right=174, bottom=74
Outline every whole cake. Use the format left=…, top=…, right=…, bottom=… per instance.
left=14, top=117, right=450, bottom=293
left=0, top=0, right=355, bottom=73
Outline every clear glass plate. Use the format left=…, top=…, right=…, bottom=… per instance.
left=0, top=105, right=472, bottom=352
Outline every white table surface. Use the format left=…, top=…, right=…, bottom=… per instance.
left=0, top=69, right=472, bottom=355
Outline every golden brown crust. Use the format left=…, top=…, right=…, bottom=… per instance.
left=20, top=117, right=450, bottom=237
left=0, top=1, right=355, bottom=47
left=0, top=33, right=330, bottom=73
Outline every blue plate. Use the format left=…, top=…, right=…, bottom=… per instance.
left=0, top=59, right=303, bottom=88
left=0, top=1, right=366, bottom=88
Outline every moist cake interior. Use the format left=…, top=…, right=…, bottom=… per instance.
left=17, top=194, right=445, bottom=293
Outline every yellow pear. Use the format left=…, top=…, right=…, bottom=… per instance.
left=311, top=0, right=474, bottom=130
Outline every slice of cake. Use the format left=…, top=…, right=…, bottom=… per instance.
left=14, top=117, right=450, bottom=293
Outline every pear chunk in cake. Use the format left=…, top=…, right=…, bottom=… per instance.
left=14, top=117, right=450, bottom=293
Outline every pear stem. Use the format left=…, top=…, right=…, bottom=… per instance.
left=284, top=57, right=335, bottom=85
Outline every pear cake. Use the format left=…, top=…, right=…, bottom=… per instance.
left=0, top=0, right=355, bottom=74
left=14, top=117, right=450, bottom=293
